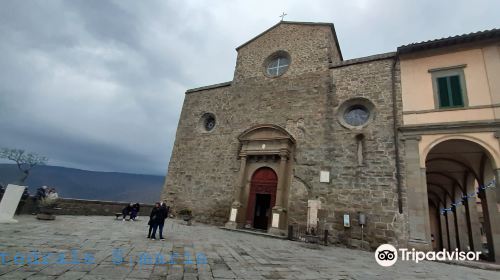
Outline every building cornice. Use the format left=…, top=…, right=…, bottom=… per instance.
left=400, top=120, right=500, bottom=135
left=330, top=52, right=396, bottom=68
left=185, top=81, right=232, bottom=94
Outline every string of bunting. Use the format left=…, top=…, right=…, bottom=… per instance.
left=439, top=178, right=496, bottom=215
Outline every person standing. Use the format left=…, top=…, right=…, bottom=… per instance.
left=158, top=201, right=170, bottom=240
left=36, top=186, right=47, bottom=200
left=148, top=202, right=161, bottom=240
left=0, top=184, right=5, bottom=200
left=33, top=186, right=47, bottom=214
left=16, top=188, right=30, bottom=215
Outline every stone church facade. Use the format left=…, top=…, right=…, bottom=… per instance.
left=162, top=21, right=500, bottom=257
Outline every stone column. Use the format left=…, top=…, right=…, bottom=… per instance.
left=421, top=168, right=433, bottom=246
left=466, top=196, right=483, bottom=252
left=461, top=197, right=473, bottom=251
left=435, top=207, right=443, bottom=250
left=480, top=169, right=500, bottom=262
left=443, top=211, right=451, bottom=250
left=459, top=208, right=469, bottom=250
left=404, top=136, right=432, bottom=251
left=452, top=207, right=461, bottom=250
left=269, top=151, right=288, bottom=235
left=447, top=211, right=457, bottom=250
left=225, top=154, right=247, bottom=229
left=439, top=210, right=446, bottom=250
left=465, top=174, right=483, bottom=252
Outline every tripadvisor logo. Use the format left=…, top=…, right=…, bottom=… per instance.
left=374, top=244, right=481, bottom=267
left=375, top=244, right=398, bottom=267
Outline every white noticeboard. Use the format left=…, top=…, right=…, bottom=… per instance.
left=229, top=208, right=237, bottom=222
left=272, top=213, right=280, bottom=228
left=0, top=184, right=26, bottom=223
left=320, top=171, right=330, bottom=183
left=307, top=199, right=321, bottom=229
left=343, top=213, right=350, bottom=228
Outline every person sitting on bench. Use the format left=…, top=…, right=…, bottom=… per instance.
left=122, top=203, right=133, bottom=221
left=130, top=203, right=140, bottom=221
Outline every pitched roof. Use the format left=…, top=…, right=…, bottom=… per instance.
left=398, top=28, right=500, bottom=54
left=236, top=21, right=343, bottom=61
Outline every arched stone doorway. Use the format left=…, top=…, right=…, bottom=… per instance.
left=246, top=167, right=277, bottom=230
left=224, top=124, right=295, bottom=235
left=425, top=139, right=500, bottom=262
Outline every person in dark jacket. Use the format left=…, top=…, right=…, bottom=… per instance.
left=130, top=203, right=140, bottom=221
left=148, top=202, right=161, bottom=239
left=157, top=201, right=170, bottom=240
left=35, top=186, right=47, bottom=200
left=122, top=203, right=133, bottom=221
left=0, top=184, right=5, bottom=200
left=21, top=188, right=30, bottom=200
left=33, top=186, right=47, bottom=214
left=16, top=188, right=30, bottom=215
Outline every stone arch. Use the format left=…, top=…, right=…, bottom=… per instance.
left=287, top=176, right=310, bottom=225
left=424, top=138, right=500, bottom=262
left=293, top=175, right=313, bottom=193
left=245, top=167, right=278, bottom=229
left=227, top=123, right=296, bottom=234
left=421, top=134, right=499, bottom=169
left=238, top=124, right=296, bottom=143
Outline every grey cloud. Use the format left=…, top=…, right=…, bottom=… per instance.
left=0, top=0, right=499, bottom=175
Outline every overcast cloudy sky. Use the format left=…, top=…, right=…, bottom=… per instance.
left=0, top=0, right=499, bottom=175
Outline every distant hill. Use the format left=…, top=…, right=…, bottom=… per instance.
left=0, top=164, right=164, bottom=203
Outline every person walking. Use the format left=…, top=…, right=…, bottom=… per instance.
left=157, top=201, right=170, bottom=240
left=148, top=202, right=161, bottom=240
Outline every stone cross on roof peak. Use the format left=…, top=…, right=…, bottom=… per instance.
left=279, top=12, right=287, bottom=21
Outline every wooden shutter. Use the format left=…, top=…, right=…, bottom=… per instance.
left=437, top=77, right=450, bottom=107
left=449, top=75, right=463, bottom=106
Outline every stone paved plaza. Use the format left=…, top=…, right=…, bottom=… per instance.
left=0, top=216, right=499, bottom=280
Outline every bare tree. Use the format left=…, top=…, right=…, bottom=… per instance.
left=0, top=148, right=48, bottom=184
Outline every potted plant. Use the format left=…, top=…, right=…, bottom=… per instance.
left=178, top=208, right=193, bottom=225
left=37, top=196, right=58, bottom=220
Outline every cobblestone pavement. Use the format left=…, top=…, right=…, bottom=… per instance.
left=0, top=216, right=498, bottom=280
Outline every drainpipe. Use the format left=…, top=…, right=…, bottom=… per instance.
left=391, top=55, right=403, bottom=214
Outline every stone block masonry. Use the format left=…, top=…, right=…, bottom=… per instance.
left=162, top=22, right=408, bottom=250
left=17, top=196, right=155, bottom=216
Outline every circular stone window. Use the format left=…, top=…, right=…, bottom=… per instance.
left=264, top=51, right=290, bottom=77
left=344, top=105, right=370, bottom=126
left=200, top=113, right=216, bottom=132
left=337, top=98, right=375, bottom=129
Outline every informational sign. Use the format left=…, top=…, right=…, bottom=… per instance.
left=307, top=199, right=321, bottom=229
left=272, top=213, right=280, bottom=228
left=0, top=184, right=25, bottom=223
left=229, top=208, right=237, bottom=222
left=343, top=213, right=350, bottom=228
left=359, top=212, right=366, bottom=225
left=320, top=171, right=330, bottom=183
